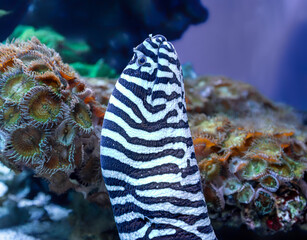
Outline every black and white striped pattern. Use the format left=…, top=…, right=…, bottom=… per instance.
left=100, top=34, right=217, bottom=240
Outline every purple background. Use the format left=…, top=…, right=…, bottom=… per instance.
left=173, top=0, right=307, bottom=110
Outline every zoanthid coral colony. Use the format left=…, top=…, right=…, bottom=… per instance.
left=191, top=113, right=307, bottom=233
left=0, top=38, right=105, bottom=195
left=0, top=38, right=306, bottom=235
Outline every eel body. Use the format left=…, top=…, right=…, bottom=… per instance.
left=100, top=34, right=217, bottom=240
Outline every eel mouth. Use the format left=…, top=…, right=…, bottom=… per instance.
left=155, top=35, right=176, bottom=70
left=155, top=35, right=175, bottom=59
left=149, top=34, right=168, bottom=50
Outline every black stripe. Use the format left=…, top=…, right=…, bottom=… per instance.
left=151, top=90, right=181, bottom=101
left=101, top=156, right=197, bottom=179
left=141, top=223, right=205, bottom=240
left=135, top=44, right=158, bottom=62
left=154, top=76, right=181, bottom=86
left=128, top=54, right=137, bottom=65
left=118, top=78, right=166, bottom=113
left=101, top=136, right=185, bottom=161
left=112, top=202, right=208, bottom=226
left=157, top=64, right=173, bottom=73
left=197, top=225, right=215, bottom=234
left=153, top=35, right=167, bottom=43
left=158, top=51, right=181, bottom=70
left=158, top=52, right=177, bottom=65
left=102, top=119, right=192, bottom=147
left=145, top=38, right=159, bottom=49
left=120, top=194, right=204, bottom=209
left=111, top=87, right=148, bottom=122
left=123, top=67, right=158, bottom=82
left=159, top=43, right=175, bottom=53
left=116, top=217, right=147, bottom=233
left=107, top=101, right=189, bottom=132
left=103, top=177, right=202, bottom=195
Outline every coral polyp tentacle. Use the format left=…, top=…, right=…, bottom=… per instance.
left=58, top=64, right=76, bottom=85
left=17, top=50, right=44, bottom=66
left=199, top=155, right=222, bottom=181
left=27, top=58, right=53, bottom=74
left=77, top=155, right=102, bottom=186
left=222, top=128, right=248, bottom=151
left=237, top=183, right=255, bottom=204
left=191, top=114, right=231, bottom=138
left=192, top=133, right=219, bottom=160
left=222, top=177, right=242, bottom=196
left=245, top=138, right=283, bottom=164
left=204, top=183, right=225, bottom=211
left=259, top=174, right=279, bottom=192
left=70, top=100, right=93, bottom=134
left=228, top=157, right=248, bottom=173
left=282, top=155, right=305, bottom=179
left=0, top=102, right=22, bottom=129
left=0, top=69, right=36, bottom=102
left=36, top=140, right=74, bottom=175
left=254, top=188, right=275, bottom=215
left=20, top=86, right=64, bottom=128
left=0, top=97, right=4, bottom=109
left=0, top=129, right=8, bottom=153
left=5, top=124, right=47, bottom=163
left=241, top=158, right=267, bottom=180
left=0, top=55, right=16, bottom=72
left=54, top=119, right=76, bottom=146
left=268, top=161, right=294, bottom=181
left=35, top=71, right=63, bottom=95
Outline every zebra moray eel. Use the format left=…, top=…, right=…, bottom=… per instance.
left=100, top=34, right=217, bottom=240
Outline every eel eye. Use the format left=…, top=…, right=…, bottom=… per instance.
left=137, top=56, right=147, bottom=66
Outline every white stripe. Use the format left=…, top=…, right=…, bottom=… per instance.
left=115, top=211, right=145, bottom=224
left=120, top=72, right=148, bottom=87
left=125, top=56, right=156, bottom=75
left=118, top=221, right=149, bottom=240
left=101, top=128, right=188, bottom=153
left=140, top=65, right=154, bottom=73
left=102, top=112, right=189, bottom=139
left=150, top=217, right=215, bottom=240
left=108, top=95, right=142, bottom=123
left=164, top=41, right=174, bottom=51
left=101, top=146, right=183, bottom=169
left=167, top=114, right=187, bottom=124
left=149, top=229, right=176, bottom=239
left=135, top=188, right=204, bottom=201
left=143, top=41, right=158, bottom=54
left=121, top=71, right=182, bottom=94
left=158, top=58, right=182, bottom=84
left=115, top=214, right=215, bottom=240
left=149, top=97, right=166, bottom=106
left=114, top=81, right=183, bottom=121
left=115, top=212, right=215, bottom=240
left=105, top=185, right=125, bottom=191
left=152, top=37, right=163, bottom=46
left=115, top=81, right=158, bottom=119
left=159, top=47, right=178, bottom=60
left=156, top=70, right=173, bottom=78
left=109, top=193, right=207, bottom=215
left=102, top=168, right=200, bottom=186
left=152, top=82, right=181, bottom=92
